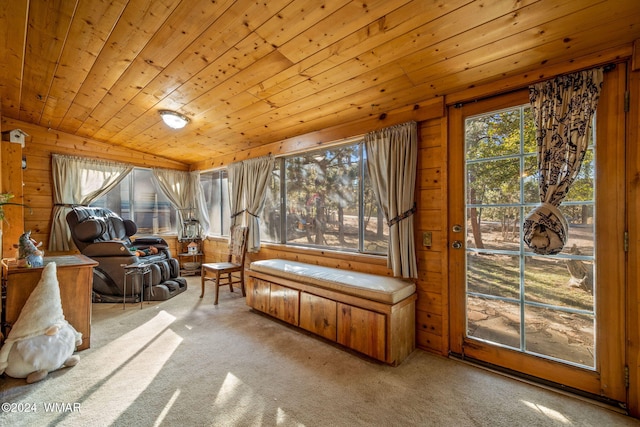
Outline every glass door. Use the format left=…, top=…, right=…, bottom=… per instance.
left=449, top=68, right=626, bottom=403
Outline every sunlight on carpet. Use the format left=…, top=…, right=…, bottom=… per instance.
left=73, top=311, right=182, bottom=424
left=521, top=400, right=571, bottom=424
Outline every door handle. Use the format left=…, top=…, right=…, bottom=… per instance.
left=452, top=240, right=463, bottom=249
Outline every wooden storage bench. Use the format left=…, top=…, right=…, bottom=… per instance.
left=246, top=259, right=417, bottom=366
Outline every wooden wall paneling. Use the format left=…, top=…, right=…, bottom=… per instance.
left=40, top=0, right=129, bottom=130
left=202, top=237, right=229, bottom=264
left=192, top=97, right=444, bottom=170
left=79, top=0, right=237, bottom=137
left=1, top=139, right=23, bottom=257
left=416, top=329, right=443, bottom=352
left=627, top=56, right=640, bottom=417
left=58, top=0, right=182, bottom=133
left=180, top=4, right=636, bottom=159
left=107, top=0, right=294, bottom=148
left=5, top=2, right=640, bottom=166
left=446, top=44, right=632, bottom=107
left=0, top=0, right=28, bottom=118
left=417, top=311, right=443, bottom=337
left=1, top=118, right=189, bottom=249
left=407, top=6, right=640, bottom=103
left=404, top=0, right=613, bottom=87
left=228, top=0, right=529, bottom=145
left=89, top=0, right=253, bottom=143
left=197, top=0, right=459, bottom=149
left=265, top=0, right=419, bottom=65
left=7, top=119, right=189, bottom=169
left=18, top=1, right=76, bottom=125
left=414, top=116, right=448, bottom=356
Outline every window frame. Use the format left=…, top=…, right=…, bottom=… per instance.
left=200, top=140, right=388, bottom=255
left=91, top=167, right=178, bottom=236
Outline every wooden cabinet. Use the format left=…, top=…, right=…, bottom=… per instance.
left=1, top=255, right=98, bottom=351
left=246, top=271, right=416, bottom=365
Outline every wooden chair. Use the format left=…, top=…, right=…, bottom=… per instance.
left=200, top=226, right=249, bottom=304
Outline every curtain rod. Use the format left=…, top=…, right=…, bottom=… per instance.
left=452, top=62, right=618, bottom=109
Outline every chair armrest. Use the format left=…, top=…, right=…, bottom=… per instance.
left=133, top=237, right=169, bottom=247
left=82, top=241, right=134, bottom=257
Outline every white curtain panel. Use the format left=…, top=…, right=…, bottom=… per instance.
left=241, top=156, right=275, bottom=253
left=152, top=169, right=211, bottom=237
left=49, top=154, right=132, bottom=251
left=523, top=68, right=603, bottom=255
left=364, top=121, right=418, bottom=279
left=227, top=161, right=244, bottom=230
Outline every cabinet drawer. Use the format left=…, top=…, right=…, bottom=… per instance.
left=246, top=277, right=270, bottom=312
left=269, top=283, right=299, bottom=325
left=337, top=303, right=386, bottom=361
left=299, top=292, right=337, bottom=341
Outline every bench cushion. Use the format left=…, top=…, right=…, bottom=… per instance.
left=249, top=259, right=415, bottom=304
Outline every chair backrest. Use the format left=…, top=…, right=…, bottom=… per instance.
left=66, top=206, right=137, bottom=252
left=229, top=226, right=249, bottom=265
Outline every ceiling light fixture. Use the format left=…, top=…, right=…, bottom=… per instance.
left=159, top=110, right=190, bottom=129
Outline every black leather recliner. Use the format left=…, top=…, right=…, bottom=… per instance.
left=66, top=206, right=187, bottom=302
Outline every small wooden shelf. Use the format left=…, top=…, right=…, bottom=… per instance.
left=177, top=238, right=203, bottom=276
left=178, top=252, right=203, bottom=276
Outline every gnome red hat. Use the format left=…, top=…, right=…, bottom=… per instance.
left=0, top=262, right=81, bottom=375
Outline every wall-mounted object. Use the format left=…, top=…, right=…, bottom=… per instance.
left=422, top=231, right=432, bottom=247
left=21, top=156, right=27, bottom=170
left=1, top=129, right=28, bottom=147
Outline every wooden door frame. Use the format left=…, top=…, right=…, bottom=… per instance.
left=447, top=65, right=627, bottom=402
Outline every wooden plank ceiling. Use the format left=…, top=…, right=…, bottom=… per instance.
left=1, top=0, right=639, bottom=166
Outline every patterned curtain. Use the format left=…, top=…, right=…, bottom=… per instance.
left=523, top=68, right=603, bottom=255
left=364, top=121, right=418, bottom=279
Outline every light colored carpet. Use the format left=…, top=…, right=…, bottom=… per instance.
left=1, top=277, right=638, bottom=427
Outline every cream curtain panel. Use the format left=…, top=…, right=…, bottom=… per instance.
left=228, top=161, right=244, bottom=230
left=241, top=156, right=275, bottom=252
left=226, top=156, right=275, bottom=252
left=152, top=169, right=210, bottom=237
left=49, top=154, right=132, bottom=251
left=523, top=68, right=603, bottom=255
left=364, top=121, right=418, bottom=279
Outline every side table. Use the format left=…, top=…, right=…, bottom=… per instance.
left=1, top=255, right=98, bottom=351
left=122, top=262, right=152, bottom=309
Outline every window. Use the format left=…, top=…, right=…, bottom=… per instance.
left=92, top=168, right=177, bottom=235
left=464, top=105, right=596, bottom=367
left=200, top=169, right=230, bottom=237
left=259, top=142, right=388, bottom=254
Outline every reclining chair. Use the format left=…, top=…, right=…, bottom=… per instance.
left=66, top=206, right=187, bottom=302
